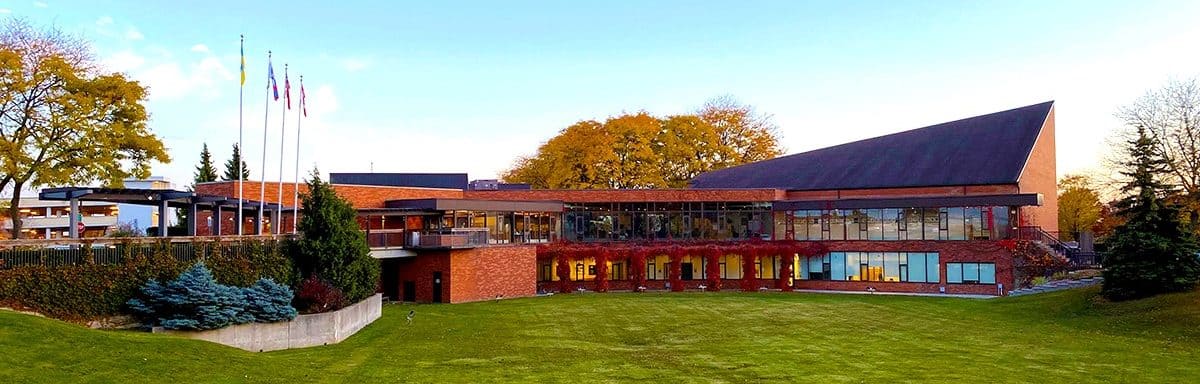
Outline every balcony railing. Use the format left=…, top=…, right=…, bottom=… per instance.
left=365, top=228, right=490, bottom=250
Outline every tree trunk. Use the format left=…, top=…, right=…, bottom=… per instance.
left=8, top=182, right=23, bottom=239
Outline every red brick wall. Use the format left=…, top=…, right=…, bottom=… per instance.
left=449, top=245, right=536, bottom=303
left=394, top=253, right=452, bottom=303
left=389, top=246, right=536, bottom=303
left=810, top=240, right=1015, bottom=295
left=464, top=188, right=785, bottom=202
left=195, top=181, right=463, bottom=209
left=1018, top=107, right=1058, bottom=232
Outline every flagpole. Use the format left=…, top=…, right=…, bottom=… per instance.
left=237, top=35, right=245, bottom=236
left=276, top=64, right=288, bottom=234
left=259, top=50, right=271, bottom=235
left=292, top=75, right=303, bottom=234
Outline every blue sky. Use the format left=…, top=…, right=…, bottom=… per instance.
left=3, top=0, right=1200, bottom=189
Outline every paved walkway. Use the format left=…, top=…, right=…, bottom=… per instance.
left=1007, top=277, right=1103, bottom=297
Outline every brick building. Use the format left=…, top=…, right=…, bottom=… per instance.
left=194, top=101, right=1058, bottom=299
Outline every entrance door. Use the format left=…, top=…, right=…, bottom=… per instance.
left=681, top=262, right=694, bottom=280
left=381, top=259, right=399, bottom=301
left=432, top=272, right=443, bottom=303
left=403, top=281, right=416, bottom=302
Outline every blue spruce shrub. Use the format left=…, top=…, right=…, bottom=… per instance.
left=127, top=263, right=249, bottom=330
left=242, top=278, right=298, bottom=323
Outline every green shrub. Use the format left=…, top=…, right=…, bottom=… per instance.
left=0, top=238, right=295, bottom=323
left=295, top=169, right=379, bottom=302
left=128, top=264, right=297, bottom=330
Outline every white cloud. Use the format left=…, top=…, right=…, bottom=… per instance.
left=102, top=50, right=145, bottom=73
left=96, top=16, right=113, bottom=26
left=124, top=26, right=143, bottom=41
left=32, top=1, right=47, bottom=8
left=339, top=58, right=371, bottom=72
left=0, top=8, right=11, bottom=14
left=190, top=44, right=209, bottom=53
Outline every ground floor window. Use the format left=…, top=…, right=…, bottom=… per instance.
left=800, top=252, right=940, bottom=283
left=946, top=262, right=996, bottom=284
left=538, top=262, right=552, bottom=282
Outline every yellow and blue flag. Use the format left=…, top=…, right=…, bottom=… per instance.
left=268, top=59, right=278, bottom=100
left=239, top=36, right=245, bottom=86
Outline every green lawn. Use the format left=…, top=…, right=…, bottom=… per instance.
left=2, top=287, right=1198, bottom=383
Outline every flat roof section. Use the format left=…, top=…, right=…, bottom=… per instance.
left=385, top=198, right=564, bottom=213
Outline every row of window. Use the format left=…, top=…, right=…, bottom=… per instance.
left=562, top=203, right=773, bottom=242
left=539, top=253, right=998, bottom=286
left=799, top=252, right=941, bottom=283
left=786, top=207, right=1013, bottom=241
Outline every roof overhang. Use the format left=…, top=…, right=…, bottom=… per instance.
left=385, top=198, right=564, bottom=212
left=39, top=187, right=289, bottom=211
left=772, top=193, right=1042, bottom=211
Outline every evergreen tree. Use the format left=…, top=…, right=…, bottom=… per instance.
left=195, top=143, right=219, bottom=184
left=296, top=168, right=380, bottom=302
left=222, top=144, right=251, bottom=181
left=1102, top=126, right=1200, bottom=301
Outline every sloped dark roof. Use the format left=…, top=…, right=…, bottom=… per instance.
left=330, top=173, right=468, bottom=190
left=690, top=101, right=1054, bottom=191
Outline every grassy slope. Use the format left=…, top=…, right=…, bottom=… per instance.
left=1, top=287, right=1198, bottom=383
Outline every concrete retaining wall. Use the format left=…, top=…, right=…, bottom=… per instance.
left=165, top=293, right=382, bottom=352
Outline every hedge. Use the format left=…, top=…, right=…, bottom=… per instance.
left=0, top=238, right=295, bottom=323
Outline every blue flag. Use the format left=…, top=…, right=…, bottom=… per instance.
left=268, top=60, right=279, bottom=100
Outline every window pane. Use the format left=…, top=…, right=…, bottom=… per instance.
left=798, top=255, right=809, bottom=280
left=882, top=209, right=899, bottom=240
left=884, top=252, right=900, bottom=282
left=992, top=206, right=1011, bottom=240
left=963, top=262, right=980, bottom=282
left=868, top=252, right=883, bottom=281
left=846, top=209, right=866, bottom=240
left=980, top=263, right=996, bottom=284
left=829, top=210, right=845, bottom=240
left=830, top=252, right=846, bottom=280
left=948, top=207, right=966, bottom=240
left=947, top=262, right=962, bottom=283
left=924, top=208, right=941, bottom=240
left=927, top=253, right=940, bottom=283
left=909, top=253, right=927, bottom=283
left=965, top=207, right=984, bottom=240
left=867, top=209, right=883, bottom=240
left=904, top=208, right=923, bottom=240
left=845, top=252, right=861, bottom=281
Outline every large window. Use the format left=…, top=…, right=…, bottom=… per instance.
left=946, top=262, right=995, bottom=284
left=800, top=252, right=940, bottom=283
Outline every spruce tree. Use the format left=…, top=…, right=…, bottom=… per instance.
left=222, top=144, right=251, bottom=181
left=1102, top=126, right=1200, bottom=301
left=296, top=168, right=380, bottom=302
left=194, top=143, right=219, bottom=184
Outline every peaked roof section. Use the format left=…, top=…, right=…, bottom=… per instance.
left=690, top=101, right=1054, bottom=191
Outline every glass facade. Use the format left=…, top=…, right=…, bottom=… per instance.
left=789, top=206, right=1013, bottom=241
left=799, top=252, right=940, bottom=283
left=562, top=202, right=773, bottom=242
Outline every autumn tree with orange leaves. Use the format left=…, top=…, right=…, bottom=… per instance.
left=503, top=96, right=783, bottom=189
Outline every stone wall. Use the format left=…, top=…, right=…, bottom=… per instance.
left=164, top=294, right=382, bottom=352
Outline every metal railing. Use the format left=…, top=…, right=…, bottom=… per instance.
left=0, top=235, right=293, bottom=269
left=364, top=228, right=490, bottom=249
left=1016, top=226, right=1100, bottom=268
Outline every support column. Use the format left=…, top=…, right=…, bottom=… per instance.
left=251, top=208, right=261, bottom=235
left=186, top=203, right=199, bottom=236
left=158, top=199, right=169, bottom=237
left=212, top=205, right=223, bottom=236
left=68, top=198, right=79, bottom=238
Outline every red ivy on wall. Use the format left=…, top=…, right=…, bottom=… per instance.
left=555, top=253, right=573, bottom=293
left=668, top=246, right=685, bottom=292
left=704, top=245, right=723, bottom=291
left=594, top=248, right=609, bottom=293
left=740, top=245, right=759, bottom=291
left=629, top=248, right=648, bottom=290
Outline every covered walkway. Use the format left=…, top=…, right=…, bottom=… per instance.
left=38, top=187, right=291, bottom=238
